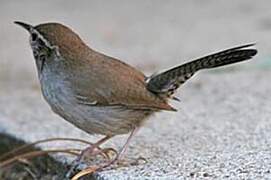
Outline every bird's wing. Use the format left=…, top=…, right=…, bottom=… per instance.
left=71, top=53, right=176, bottom=111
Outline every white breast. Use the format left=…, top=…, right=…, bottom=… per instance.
left=38, top=62, right=151, bottom=136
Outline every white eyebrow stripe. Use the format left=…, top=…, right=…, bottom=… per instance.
left=31, top=29, right=53, bottom=49
left=30, top=28, right=62, bottom=59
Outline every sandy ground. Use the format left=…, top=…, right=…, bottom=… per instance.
left=1, top=0, right=271, bottom=179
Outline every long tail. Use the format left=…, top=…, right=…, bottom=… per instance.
left=146, top=44, right=257, bottom=98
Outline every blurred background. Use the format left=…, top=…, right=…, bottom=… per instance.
left=1, top=1, right=271, bottom=178
left=0, top=0, right=270, bottom=88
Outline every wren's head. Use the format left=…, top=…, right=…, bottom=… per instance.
left=14, top=21, right=88, bottom=74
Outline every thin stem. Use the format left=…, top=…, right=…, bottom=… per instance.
left=0, top=148, right=81, bottom=168
left=0, top=137, right=95, bottom=161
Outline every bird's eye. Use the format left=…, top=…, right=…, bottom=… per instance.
left=31, top=33, right=38, bottom=41
left=38, top=39, right=45, bottom=46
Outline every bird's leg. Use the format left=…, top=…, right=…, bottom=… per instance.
left=77, top=135, right=112, bottom=161
left=94, top=127, right=139, bottom=169
left=70, top=128, right=142, bottom=179
left=69, top=128, right=139, bottom=179
left=66, top=135, right=112, bottom=178
left=117, top=127, right=138, bottom=161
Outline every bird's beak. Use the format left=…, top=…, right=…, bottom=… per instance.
left=14, top=21, right=34, bottom=32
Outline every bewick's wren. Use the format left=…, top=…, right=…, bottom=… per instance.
left=15, top=21, right=257, bottom=171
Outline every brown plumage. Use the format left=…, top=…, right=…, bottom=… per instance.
left=36, top=23, right=175, bottom=112
left=15, top=21, right=257, bottom=174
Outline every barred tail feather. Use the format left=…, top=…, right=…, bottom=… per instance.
left=146, top=44, right=257, bottom=98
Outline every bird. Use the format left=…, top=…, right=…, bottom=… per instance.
left=15, top=21, right=257, bottom=174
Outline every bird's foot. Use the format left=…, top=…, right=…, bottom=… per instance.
left=70, top=152, right=119, bottom=180
left=65, top=146, right=118, bottom=179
